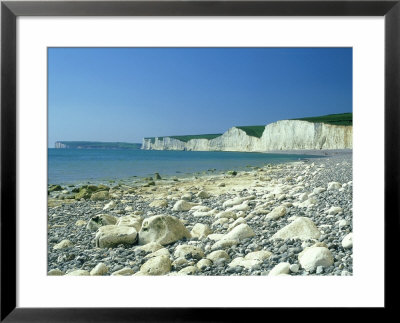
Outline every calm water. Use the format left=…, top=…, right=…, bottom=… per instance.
left=48, top=149, right=318, bottom=185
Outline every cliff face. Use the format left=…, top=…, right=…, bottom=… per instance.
left=142, top=120, right=352, bottom=152
left=259, top=120, right=352, bottom=150
left=54, top=141, right=142, bottom=149
left=55, top=142, right=68, bottom=148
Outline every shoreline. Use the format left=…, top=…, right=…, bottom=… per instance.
left=48, top=151, right=353, bottom=276
left=260, top=148, right=352, bottom=157
left=48, top=149, right=352, bottom=188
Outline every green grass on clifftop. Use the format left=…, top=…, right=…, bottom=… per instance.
left=235, top=126, right=266, bottom=138
left=292, top=113, right=352, bottom=126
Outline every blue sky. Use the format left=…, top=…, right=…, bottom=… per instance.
left=48, top=47, right=352, bottom=146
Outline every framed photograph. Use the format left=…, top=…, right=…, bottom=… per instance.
left=1, top=0, right=398, bottom=321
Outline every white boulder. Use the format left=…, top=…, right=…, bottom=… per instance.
left=172, top=200, right=197, bottom=211
left=206, top=250, right=230, bottom=263
left=66, top=269, right=90, bottom=276
left=138, top=215, right=191, bottom=245
left=268, top=262, right=290, bottom=276
left=149, top=199, right=168, bottom=208
left=327, top=206, right=342, bottom=215
left=53, top=239, right=73, bottom=250
left=111, top=267, right=134, bottom=276
left=342, top=233, right=353, bottom=249
left=116, top=214, right=143, bottom=232
left=223, top=223, right=255, bottom=241
left=90, top=263, right=108, bottom=276
left=270, top=217, right=321, bottom=241
left=138, top=255, right=171, bottom=275
left=327, top=182, right=341, bottom=190
left=86, top=214, right=117, bottom=232
left=298, top=247, right=334, bottom=271
left=265, top=205, right=287, bottom=220
left=174, top=245, right=205, bottom=260
left=190, top=223, right=212, bottom=239
left=95, top=225, right=137, bottom=248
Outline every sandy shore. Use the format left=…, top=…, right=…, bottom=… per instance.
left=48, top=150, right=353, bottom=276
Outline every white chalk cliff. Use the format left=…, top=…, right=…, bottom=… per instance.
left=142, top=120, right=352, bottom=152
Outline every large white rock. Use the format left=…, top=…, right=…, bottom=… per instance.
left=181, top=193, right=193, bottom=201
left=192, top=210, right=216, bottom=217
left=298, top=247, right=334, bottom=271
left=270, top=217, right=321, bottom=241
left=268, top=262, right=290, bottom=276
left=197, top=259, right=212, bottom=270
left=225, top=201, right=250, bottom=212
left=178, top=266, right=198, bottom=275
left=197, top=190, right=210, bottom=199
left=228, top=257, right=260, bottom=269
left=227, top=218, right=247, bottom=231
left=149, top=199, right=168, bottom=208
left=327, top=182, right=341, bottom=190
left=228, top=250, right=272, bottom=270
left=139, top=255, right=171, bottom=275
left=207, top=233, right=225, bottom=241
left=265, top=205, right=287, bottom=220
left=215, top=211, right=236, bottom=220
left=75, top=220, right=86, bottom=227
left=95, top=225, right=138, bottom=248
left=338, top=219, right=348, bottom=228
left=244, top=250, right=273, bottom=261
left=190, top=223, right=212, bottom=239
left=211, top=239, right=238, bottom=250
left=206, top=250, right=230, bottom=263
left=342, top=232, right=353, bottom=249
left=299, top=192, right=309, bottom=202
left=289, top=264, right=299, bottom=273
left=212, top=218, right=229, bottom=227
left=172, top=257, right=189, bottom=268
left=313, top=187, right=326, bottom=194
left=297, top=197, right=317, bottom=208
left=172, top=200, right=197, bottom=211
left=327, top=206, right=342, bottom=215
left=191, top=205, right=211, bottom=212
left=90, top=263, right=108, bottom=276
left=111, top=267, right=134, bottom=276
left=223, top=223, right=255, bottom=241
left=53, top=239, right=73, bottom=250
left=48, top=269, right=64, bottom=276
left=144, top=248, right=170, bottom=259
left=138, top=215, right=191, bottom=245
left=174, top=245, right=205, bottom=260
left=66, top=269, right=90, bottom=276
left=103, top=201, right=117, bottom=210
left=222, top=197, right=247, bottom=208
left=135, top=242, right=164, bottom=254
left=86, top=214, right=117, bottom=232
left=116, top=214, right=143, bottom=232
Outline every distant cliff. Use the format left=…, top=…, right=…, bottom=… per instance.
left=54, top=141, right=142, bottom=150
left=142, top=115, right=352, bottom=152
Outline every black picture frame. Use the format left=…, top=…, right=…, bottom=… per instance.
left=1, top=0, right=398, bottom=321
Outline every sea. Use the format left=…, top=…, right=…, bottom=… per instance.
left=48, top=149, right=320, bottom=185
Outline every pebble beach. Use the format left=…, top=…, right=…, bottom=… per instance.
left=47, top=150, right=353, bottom=277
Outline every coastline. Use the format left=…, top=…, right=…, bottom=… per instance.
left=260, top=148, right=352, bottom=157
left=48, top=148, right=334, bottom=187
left=48, top=150, right=353, bottom=276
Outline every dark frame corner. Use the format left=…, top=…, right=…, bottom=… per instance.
left=1, top=1, right=399, bottom=321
